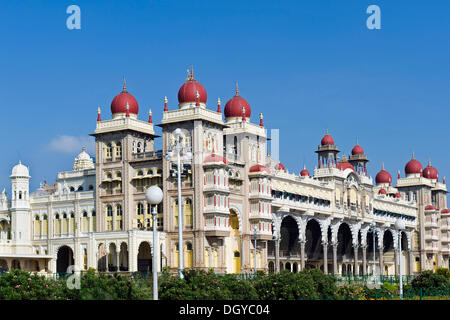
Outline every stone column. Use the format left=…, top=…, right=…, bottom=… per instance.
left=322, top=242, right=328, bottom=274
left=408, top=250, right=414, bottom=275
left=379, top=247, right=384, bottom=276
left=116, top=248, right=120, bottom=271
left=275, top=238, right=280, bottom=273
left=332, top=242, right=338, bottom=275
left=362, top=245, right=367, bottom=275
left=300, top=240, right=306, bottom=271
left=353, top=245, right=358, bottom=275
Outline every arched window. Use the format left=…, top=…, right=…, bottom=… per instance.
left=137, top=203, right=144, bottom=229
left=61, top=213, right=68, bottom=234
left=34, top=215, right=41, bottom=237
left=174, top=242, right=179, bottom=268
left=18, top=191, right=22, bottom=200
left=70, top=212, right=75, bottom=233
left=137, top=142, right=142, bottom=153
left=157, top=169, right=163, bottom=174
left=70, top=187, right=75, bottom=192
left=77, top=186, right=83, bottom=191
left=173, top=199, right=179, bottom=228
left=92, top=210, right=96, bottom=232
left=116, top=172, right=121, bottom=178
left=42, top=215, right=48, bottom=236
left=116, top=204, right=123, bottom=230
left=106, top=172, right=112, bottom=179
left=115, top=141, right=122, bottom=159
left=88, top=185, right=94, bottom=191
left=147, top=169, right=153, bottom=175
left=137, top=170, right=144, bottom=176
left=54, top=214, right=61, bottom=235
left=184, top=199, right=193, bottom=227
left=185, top=242, right=193, bottom=268
left=81, top=211, right=88, bottom=232
left=106, top=206, right=113, bottom=231
left=106, top=143, right=113, bottom=159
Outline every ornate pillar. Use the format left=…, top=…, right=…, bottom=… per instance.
left=300, top=240, right=306, bottom=271
left=353, top=245, right=358, bottom=275
left=275, top=238, right=280, bottom=273
left=332, top=242, right=338, bottom=275
left=408, top=250, right=414, bottom=275
left=362, top=245, right=367, bottom=275
left=378, top=247, right=384, bottom=276
left=116, top=248, right=120, bottom=271
left=322, top=242, right=328, bottom=274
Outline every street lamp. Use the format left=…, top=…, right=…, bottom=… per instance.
left=395, top=218, right=406, bottom=300
left=145, top=185, right=163, bottom=300
left=166, top=128, right=192, bottom=279
left=253, top=224, right=258, bottom=275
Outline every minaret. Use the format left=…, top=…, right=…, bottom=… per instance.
left=315, top=130, right=340, bottom=169
left=10, top=161, right=31, bottom=242
left=348, top=139, right=369, bottom=175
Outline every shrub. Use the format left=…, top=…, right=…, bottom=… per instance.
left=336, top=284, right=365, bottom=300
left=307, top=269, right=338, bottom=300
left=411, top=270, right=448, bottom=290
left=253, top=270, right=318, bottom=300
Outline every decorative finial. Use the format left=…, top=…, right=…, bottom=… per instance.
left=82, top=146, right=86, bottom=152
left=186, top=69, right=190, bottom=80
left=382, top=163, right=385, bottom=170
left=412, top=151, right=415, bottom=160
left=217, top=98, right=221, bottom=113
left=122, top=77, right=127, bottom=93
left=444, top=176, right=446, bottom=184
left=97, top=107, right=101, bottom=122
left=191, top=65, right=194, bottom=79
left=164, top=96, right=168, bottom=112
left=356, top=137, right=359, bottom=145
left=428, top=157, right=431, bottom=166
left=195, top=90, right=200, bottom=107
left=259, top=113, right=264, bottom=127
left=235, top=82, right=239, bottom=96
left=148, top=108, right=152, bottom=123
left=326, top=129, right=329, bottom=135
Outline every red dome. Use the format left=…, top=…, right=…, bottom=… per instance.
left=425, top=205, right=437, bottom=211
left=300, top=166, right=310, bottom=177
left=249, top=164, right=270, bottom=174
left=379, top=188, right=387, bottom=194
left=351, top=144, right=364, bottom=155
left=224, top=84, right=251, bottom=119
left=337, top=157, right=355, bottom=171
left=275, top=162, right=285, bottom=171
left=321, top=132, right=334, bottom=146
left=441, top=209, right=450, bottom=214
left=405, top=153, right=422, bottom=175
left=375, top=165, right=392, bottom=185
left=423, top=161, right=438, bottom=180
left=203, top=154, right=228, bottom=164
left=177, top=69, right=207, bottom=106
left=110, top=81, right=139, bottom=116
left=395, top=192, right=401, bottom=198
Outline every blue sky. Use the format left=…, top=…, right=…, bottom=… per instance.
left=0, top=0, right=450, bottom=192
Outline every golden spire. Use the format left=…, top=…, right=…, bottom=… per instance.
left=235, top=82, right=239, bottom=96
left=122, top=77, right=127, bottom=92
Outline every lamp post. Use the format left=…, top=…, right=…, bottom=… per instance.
left=145, top=185, right=163, bottom=300
left=166, top=128, right=192, bottom=279
left=253, top=224, right=258, bottom=274
left=395, top=218, right=405, bottom=300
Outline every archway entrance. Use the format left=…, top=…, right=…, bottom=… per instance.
left=337, top=223, right=353, bottom=273
left=137, top=242, right=152, bottom=273
left=383, top=230, right=395, bottom=275
left=57, top=246, right=74, bottom=273
left=305, top=219, right=322, bottom=266
left=280, top=216, right=299, bottom=257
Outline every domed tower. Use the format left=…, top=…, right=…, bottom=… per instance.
left=110, top=79, right=139, bottom=119
left=72, top=146, right=95, bottom=171
left=348, top=140, right=369, bottom=175
left=314, top=130, right=340, bottom=169
left=177, top=67, right=207, bottom=109
left=375, top=163, right=392, bottom=187
left=224, top=83, right=251, bottom=123
left=404, top=152, right=423, bottom=177
left=10, top=161, right=31, bottom=242
left=423, top=159, right=438, bottom=181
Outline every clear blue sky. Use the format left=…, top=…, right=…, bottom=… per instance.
left=1, top=0, right=450, bottom=192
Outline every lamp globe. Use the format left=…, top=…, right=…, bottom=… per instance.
left=146, top=186, right=163, bottom=205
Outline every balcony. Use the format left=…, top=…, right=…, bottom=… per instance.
left=132, top=150, right=162, bottom=160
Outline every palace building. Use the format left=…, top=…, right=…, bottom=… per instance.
left=0, top=69, right=448, bottom=276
